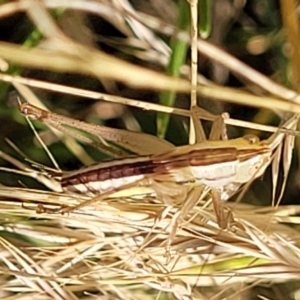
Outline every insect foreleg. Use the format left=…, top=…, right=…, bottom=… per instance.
left=190, top=106, right=229, bottom=143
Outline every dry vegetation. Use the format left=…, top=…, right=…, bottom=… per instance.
left=1, top=1, right=300, bottom=299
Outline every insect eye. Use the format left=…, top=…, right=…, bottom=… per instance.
left=243, top=134, right=259, bottom=144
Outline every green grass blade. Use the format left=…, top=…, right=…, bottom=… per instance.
left=157, top=0, right=189, bottom=138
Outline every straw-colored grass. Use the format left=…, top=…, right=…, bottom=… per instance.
left=1, top=1, right=300, bottom=299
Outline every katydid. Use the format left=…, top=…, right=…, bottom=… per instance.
left=20, top=103, right=298, bottom=228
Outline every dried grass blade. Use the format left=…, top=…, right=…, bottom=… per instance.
left=271, top=143, right=282, bottom=206
left=242, top=220, right=300, bottom=267
left=0, top=237, right=68, bottom=299
left=277, top=129, right=297, bottom=205
left=266, top=114, right=299, bottom=206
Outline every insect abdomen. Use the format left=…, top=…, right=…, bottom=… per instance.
left=62, top=156, right=155, bottom=195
